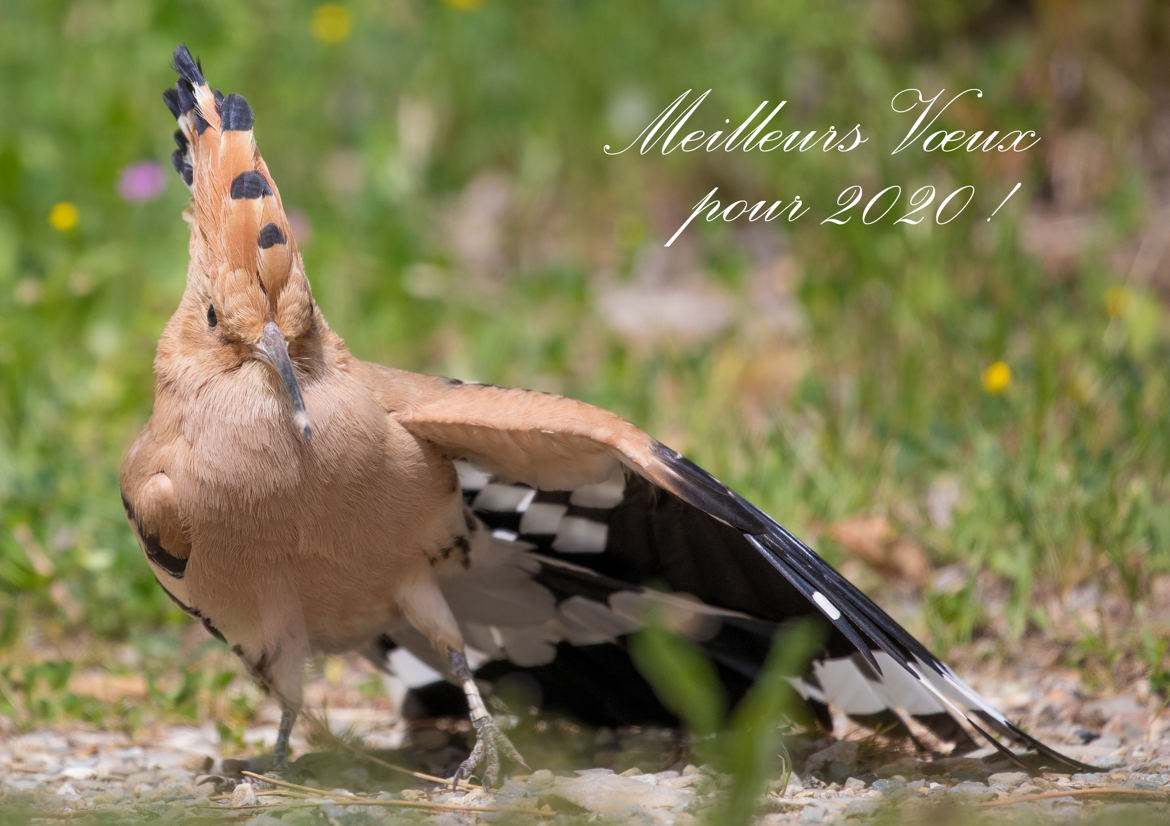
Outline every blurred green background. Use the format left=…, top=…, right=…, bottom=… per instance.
left=1, top=0, right=1168, bottom=730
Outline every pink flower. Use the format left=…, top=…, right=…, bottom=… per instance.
left=287, top=210, right=312, bottom=245
left=118, top=161, right=167, bottom=202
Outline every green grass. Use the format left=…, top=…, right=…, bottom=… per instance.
left=632, top=616, right=826, bottom=825
left=1, top=0, right=1168, bottom=735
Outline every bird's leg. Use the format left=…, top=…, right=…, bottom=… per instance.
left=272, top=705, right=297, bottom=773
left=221, top=704, right=297, bottom=787
left=448, top=649, right=527, bottom=788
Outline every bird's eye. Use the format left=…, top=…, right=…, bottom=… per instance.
left=207, top=303, right=218, bottom=328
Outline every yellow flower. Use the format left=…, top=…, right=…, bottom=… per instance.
left=981, top=360, right=1011, bottom=395
left=48, top=202, right=78, bottom=231
left=311, top=3, right=351, bottom=43
left=1104, top=285, right=1132, bottom=319
left=443, top=0, right=484, bottom=10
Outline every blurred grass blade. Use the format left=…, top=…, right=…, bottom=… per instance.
left=722, top=617, right=825, bottom=826
left=629, top=620, right=726, bottom=738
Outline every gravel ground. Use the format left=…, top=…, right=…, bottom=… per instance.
left=2, top=676, right=1167, bottom=826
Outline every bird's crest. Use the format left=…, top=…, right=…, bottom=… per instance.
left=164, top=45, right=307, bottom=333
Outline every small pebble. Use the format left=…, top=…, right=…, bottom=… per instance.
left=496, top=778, right=529, bottom=799
left=546, top=770, right=690, bottom=815
left=159, top=780, right=189, bottom=798
left=229, top=781, right=258, bottom=807
left=872, top=778, right=905, bottom=796
left=4, top=779, right=39, bottom=792
left=987, top=771, right=1030, bottom=787
left=845, top=798, right=880, bottom=817
left=60, top=766, right=96, bottom=781
left=798, top=804, right=827, bottom=823
left=950, top=781, right=995, bottom=800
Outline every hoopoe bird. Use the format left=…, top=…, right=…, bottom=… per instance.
left=121, top=45, right=1086, bottom=786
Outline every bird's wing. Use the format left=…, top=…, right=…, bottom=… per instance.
left=120, top=428, right=225, bottom=642
left=120, top=429, right=191, bottom=584
left=368, top=366, right=1084, bottom=770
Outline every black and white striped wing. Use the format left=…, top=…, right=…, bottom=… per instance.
left=375, top=460, right=781, bottom=725
left=380, top=378, right=1085, bottom=770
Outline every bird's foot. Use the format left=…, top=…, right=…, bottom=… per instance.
left=217, top=753, right=292, bottom=789
left=451, top=715, right=528, bottom=789
left=270, top=745, right=291, bottom=778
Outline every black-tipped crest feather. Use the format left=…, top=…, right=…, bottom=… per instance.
left=220, top=93, right=254, bottom=131
left=258, top=223, right=286, bottom=248
left=172, top=44, right=205, bottom=87
left=175, top=80, right=196, bottom=115
left=230, top=171, right=271, bottom=200
left=162, top=45, right=299, bottom=293
left=162, top=87, right=181, bottom=119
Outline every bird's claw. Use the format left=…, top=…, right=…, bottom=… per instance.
left=219, top=753, right=291, bottom=789
left=451, top=715, right=528, bottom=789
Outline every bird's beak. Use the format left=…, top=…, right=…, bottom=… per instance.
left=255, top=321, right=312, bottom=440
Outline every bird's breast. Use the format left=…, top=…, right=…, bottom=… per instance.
left=171, top=366, right=462, bottom=650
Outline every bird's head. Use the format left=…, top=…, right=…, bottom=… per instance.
left=161, top=45, right=317, bottom=440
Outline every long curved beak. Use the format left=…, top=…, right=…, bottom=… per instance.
left=255, top=321, right=312, bottom=440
